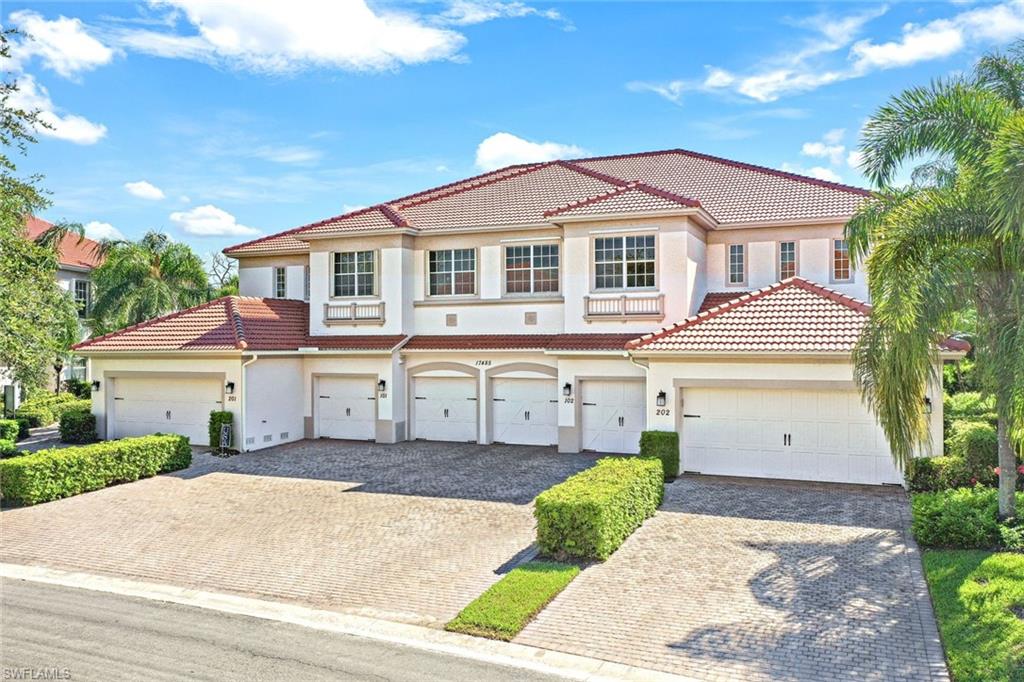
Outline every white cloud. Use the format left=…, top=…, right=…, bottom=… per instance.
left=110, top=0, right=467, bottom=73
left=83, top=221, right=125, bottom=240
left=475, top=132, right=584, bottom=170
left=6, top=74, right=107, bottom=144
left=783, top=162, right=844, bottom=183
left=438, top=0, right=571, bottom=29
left=801, top=129, right=847, bottom=165
left=630, top=1, right=1024, bottom=103
left=9, top=10, right=115, bottom=79
left=169, top=205, right=260, bottom=237
left=342, top=204, right=368, bottom=213
left=847, top=150, right=865, bottom=169
left=124, top=180, right=166, bottom=200
left=250, top=145, right=322, bottom=164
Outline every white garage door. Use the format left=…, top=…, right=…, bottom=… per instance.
left=112, top=376, right=222, bottom=446
left=581, top=380, right=645, bottom=454
left=318, top=376, right=376, bottom=441
left=413, top=376, right=477, bottom=442
left=682, top=388, right=902, bottom=485
left=492, top=378, right=558, bottom=446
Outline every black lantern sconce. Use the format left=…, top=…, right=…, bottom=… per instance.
left=563, top=382, right=572, bottom=397
left=225, top=381, right=235, bottom=395
left=378, top=379, right=387, bottom=393
left=91, top=380, right=101, bottom=392
left=923, top=396, right=932, bottom=415
left=656, top=390, right=667, bottom=407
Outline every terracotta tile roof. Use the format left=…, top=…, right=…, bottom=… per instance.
left=402, top=333, right=637, bottom=351
left=698, top=291, right=746, bottom=313
left=72, top=297, right=405, bottom=352
left=25, top=216, right=103, bottom=269
left=630, top=278, right=969, bottom=354
left=224, top=148, right=870, bottom=256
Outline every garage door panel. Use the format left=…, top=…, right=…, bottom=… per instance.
left=492, top=378, right=557, bottom=446
left=113, top=377, right=221, bottom=446
left=318, top=377, right=376, bottom=441
left=581, top=380, right=645, bottom=454
left=414, top=377, right=477, bottom=442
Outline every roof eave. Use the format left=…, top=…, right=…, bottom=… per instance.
left=546, top=207, right=717, bottom=229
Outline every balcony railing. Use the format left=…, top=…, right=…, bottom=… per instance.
left=583, top=293, right=664, bottom=322
left=323, top=301, right=386, bottom=326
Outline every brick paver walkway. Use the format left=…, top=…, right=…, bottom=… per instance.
left=1, top=441, right=596, bottom=626
left=516, top=475, right=948, bottom=682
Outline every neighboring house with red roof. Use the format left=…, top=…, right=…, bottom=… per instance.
left=73, top=148, right=965, bottom=485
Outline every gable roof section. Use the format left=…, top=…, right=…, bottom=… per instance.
left=224, top=148, right=870, bottom=256
left=25, top=216, right=103, bottom=269
left=630, top=278, right=969, bottom=354
left=72, top=297, right=406, bottom=352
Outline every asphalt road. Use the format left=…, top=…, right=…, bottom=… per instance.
left=0, top=578, right=564, bottom=681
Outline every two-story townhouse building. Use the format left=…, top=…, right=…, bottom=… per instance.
left=3, top=218, right=101, bottom=411
left=74, top=149, right=966, bottom=485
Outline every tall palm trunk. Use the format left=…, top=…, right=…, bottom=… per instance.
left=997, top=415, right=1017, bottom=519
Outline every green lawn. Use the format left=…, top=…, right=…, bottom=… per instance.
left=923, top=550, right=1024, bottom=682
left=445, top=561, right=580, bottom=641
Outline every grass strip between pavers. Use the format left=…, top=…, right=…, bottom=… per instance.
left=922, top=550, right=1024, bottom=682
left=445, top=560, right=580, bottom=641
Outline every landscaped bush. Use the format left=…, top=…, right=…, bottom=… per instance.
left=208, top=410, right=233, bottom=450
left=0, top=440, right=19, bottom=458
left=59, top=408, right=97, bottom=444
left=14, top=394, right=89, bottom=427
left=15, top=418, right=29, bottom=441
left=907, top=456, right=974, bottom=492
left=62, top=378, right=92, bottom=399
left=639, top=430, right=679, bottom=480
left=0, top=419, right=19, bottom=442
left=0, top=434, right=192, bottom=506
left=946, top=420, right=998, bottom=476
left=14, top=406, right=50, bottom=428
left=535, top=457, right=663, bottom=561
left=944, top=392, right=997, bottom=429
left=911, top=487, right=1024, bottom=549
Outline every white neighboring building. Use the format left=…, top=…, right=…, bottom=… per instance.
left=74, top=149, right=966, bottom=485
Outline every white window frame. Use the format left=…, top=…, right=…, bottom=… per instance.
left=778, top=241, right=798, bottom=280
left=503, top=243, right=560, bottom=296
left=727, top=243, right=747, bottom=287
left=832, top=238, right=852, bottom=283
left=303, top=266, right=310, bottom=302
left=592, top=234, right=657, bottom=291
left=332, top=250, right=377, bottom=299
left=428, top=248, right=477, bottom=297
left=273, top=267, right=287, bottom=298
left=73, top=279, right=91, bottom=317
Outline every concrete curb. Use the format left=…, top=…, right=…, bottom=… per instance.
left=0, top=563, right=697, bottom=682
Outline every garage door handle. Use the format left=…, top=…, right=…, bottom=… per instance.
left=443, top=408, right=449, bottom=418
left=114, top=397, right=124, bottom=401
left=492, top=398, right=506, bottom=402
left=346, top=408, right=351, bottom=416
left=415, top=396, right=426, bottom=400
left=319, top=395, right=330, bottom=399
left=582, top=402, right=597, bottom=406
left=166, top=410, right=171, bottom=420
left=525, top=411, right=530, bottom=421
left=683, top=414, right=700, bottom=418
left=467, top=397, right=477, bottom=401
left=618, top=416, right=624, bottom=427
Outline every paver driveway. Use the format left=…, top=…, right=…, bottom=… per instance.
left=1, top=440, right=597, bottom=626
left=517, top=475, right=948, bottom=682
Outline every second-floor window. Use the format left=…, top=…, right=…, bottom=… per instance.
left=73, top=279, right=90, bottom=317
left=728, top=244, right=746, bottom=285
left=594, top=235, right=655, bottom=290
left=779, top=241, right=796, bottom=280
left=429, top=249, right=475, bottom=296
left=506, top=244, right=559, bottom=295
left=333, top=251, right=376, bottom=297
left=274, top=267, right=287, bottom=298
left=833, top=239, right=851, bottom=281
left=303, top=266, right=310, bottom=301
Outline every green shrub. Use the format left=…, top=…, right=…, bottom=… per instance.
left=59, top=408, right=97, bottom=444
left=911, top=487, right=1024, bottom=549
left=0, top=440, right=19, bottom=458
left=0, top=419, right=18, bottom=442
left=208, top=411, right=233, bottom=450
left=15, top=418, right=29, bottom=440
left=944, top=392, right=997, bottom=429
left=62, top=379, right=92, bottom=400
left=1000, top=521, right=1024, bottom=551
left=15, top=406, right=50, bottom=428
left=946, top=420, right=998, bottom=477
left=0, top=434, right=192, bottom=506
left=639, top=431, right=679, bottom=480
left=535, top=457, right=663, bottom=561
left=907, top=456, right=975, bottom=492
left=14, top=394, right=88, bottom=427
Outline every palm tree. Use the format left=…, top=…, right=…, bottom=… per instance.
left=90, top=231, right=208, bottom=334
left=846, top=41, right=1024, bottom=519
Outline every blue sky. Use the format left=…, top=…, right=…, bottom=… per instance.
left=5, top=1, right=1024, bottom=260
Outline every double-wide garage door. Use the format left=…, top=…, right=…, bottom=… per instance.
left=112, top=376, right=222, bottom=446
left=682, top=387, right=902, bottom=485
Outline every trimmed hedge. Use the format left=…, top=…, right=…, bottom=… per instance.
left=0, top=434, right=192, bottom=506
left=63, top=378, right=92, bottom=400
left=908, top=456, right=975, bottom=492
left=15, top=418, right=30, bottom=441
left=0, top=419, right=18, bottom=442
left=0, top=440, right=19, bottom=457
left=946, top=420, right=998, bottom=473
left=535, top=457, right=663, bottom=561
left=59, top=408, right=97, bottom=444
left=911, top=487, right=1024, bottom=549
left=15, top=406, right=50, bottom=429
left=944, top=392, right=997, bottom=429
left=14, top=394, right=90, bottom=428
left=639, top=431, right=680, bottom=480
left=209, top=411, right=233, bottom=450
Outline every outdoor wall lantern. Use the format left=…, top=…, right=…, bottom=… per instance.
left=378, top=379, right=387, bottom=392
left=225, top=381, right=235, bottom=395
left=91, top=380, right=101, bottom=392
left=923, top=396, right=932, bottom=415
left=656, top=390, right=667, bottom=407
left=563, top=382, right=572, bottom=397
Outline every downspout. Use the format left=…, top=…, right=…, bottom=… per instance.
left=240, top=353, right=259, bottom=451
